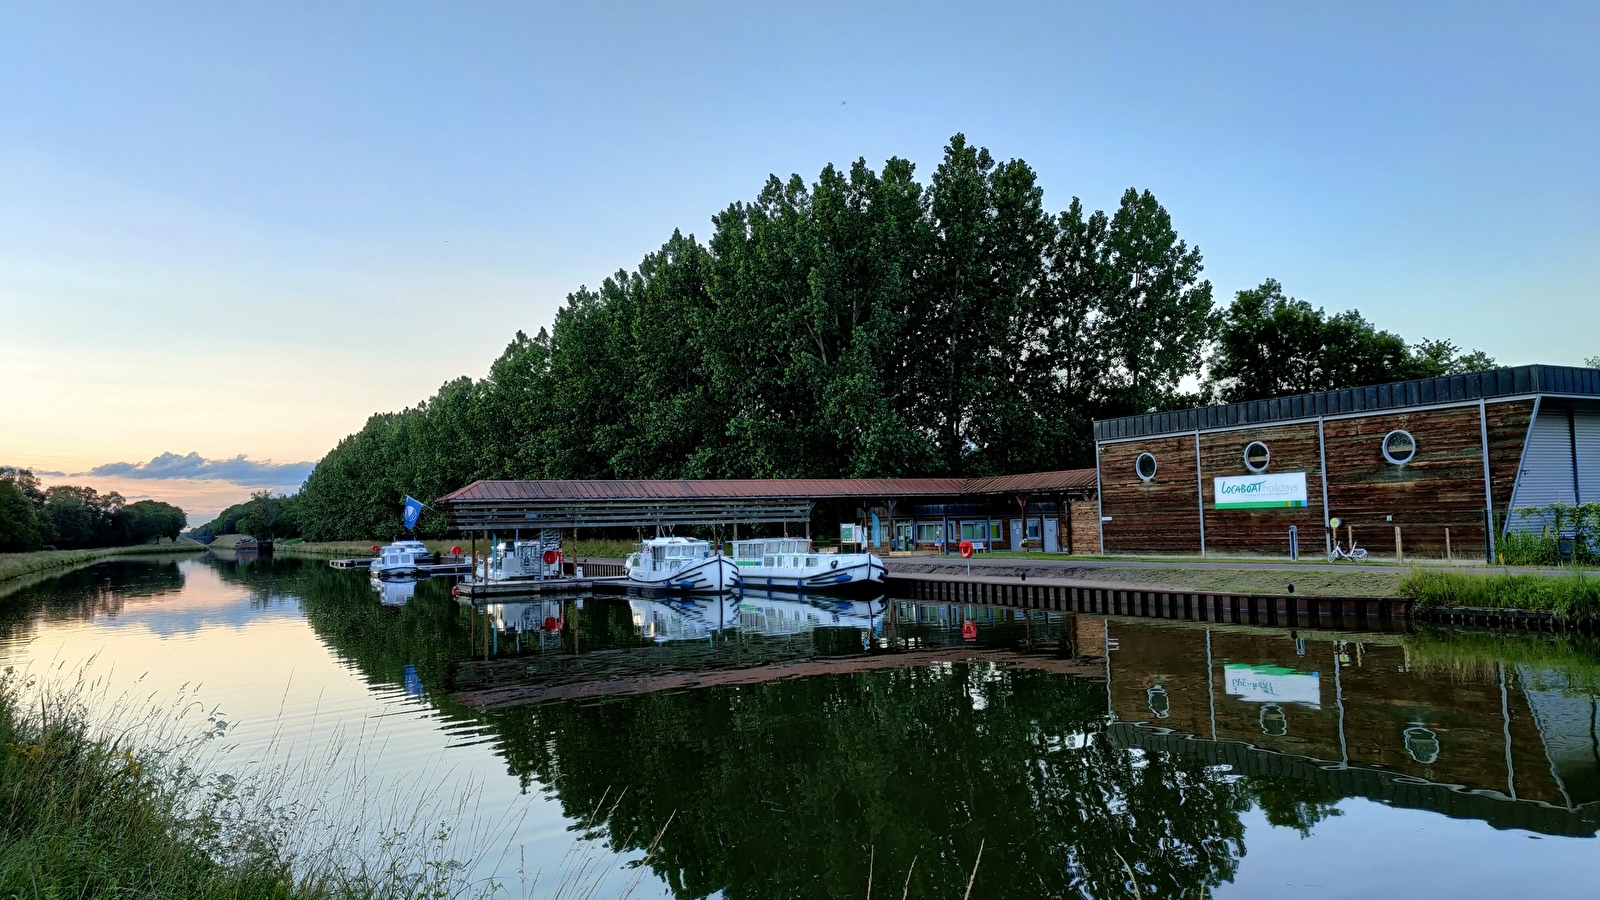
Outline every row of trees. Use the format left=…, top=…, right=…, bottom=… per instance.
left=190, top=491, right=303, bottom=541
left=0, top=468, right=187, bottom=552
left=296, top=135, right=1494, bottom=540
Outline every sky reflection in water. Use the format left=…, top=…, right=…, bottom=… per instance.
left=2, top=555, right=1599, bottom=899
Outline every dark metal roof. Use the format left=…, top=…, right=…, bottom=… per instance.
left=437, top=471, right=1097, bottom=505
left=1093, top=364, right=1600, bottom=442
left=435, top=470, right=1099, bottom=530
left=438, top=477, right=967, bottom=504
left=965, top=469, right=1099, bottom=494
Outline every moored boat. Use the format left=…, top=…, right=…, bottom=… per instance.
left=624, top=537, right=736, bottom=592
left=729, top=538, right=885, bottom=591
left=370, top=539, right=433, bottom=577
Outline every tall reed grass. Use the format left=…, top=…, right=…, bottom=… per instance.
left=0, top=664, right=645, bottom=899
left=1399, top=568, right=1600, bottom=618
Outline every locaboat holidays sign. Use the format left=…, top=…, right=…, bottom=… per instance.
left=1213, top=472, right=1308, bottom=509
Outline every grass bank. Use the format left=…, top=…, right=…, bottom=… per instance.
left=1096, top=566, right=1403, bottom=598
left=0, top=541, right=205, bottom=584
left=1400, top=568, right=1600, bottom=618
left=0, top=668, right=537, bottom=899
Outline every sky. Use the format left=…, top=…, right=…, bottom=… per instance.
left=2, top=1, right=1597, bottom=524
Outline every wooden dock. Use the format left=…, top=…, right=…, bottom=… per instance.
left=452, top=576, right=627, bottom=599
left=329, top=558, right=473, bottom=575
left=886, top=572, right=1411, bottom=631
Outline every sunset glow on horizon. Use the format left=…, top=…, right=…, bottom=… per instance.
left=4, top=3, right=1596, bottom=523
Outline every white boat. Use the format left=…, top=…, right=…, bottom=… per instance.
left=729, top=538, right=885, bottom=591
left=623, top=537, right=736, bottom=592
left=370, top=539, right=433, bottom=577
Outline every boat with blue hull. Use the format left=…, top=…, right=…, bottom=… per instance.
left=624, top=537, right=737, bottom=592
left=729, top=538, right=886, bottom=592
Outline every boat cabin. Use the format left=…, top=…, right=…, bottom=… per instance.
left=731, top=539, right=820, bottom=570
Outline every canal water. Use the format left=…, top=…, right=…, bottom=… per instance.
left=3, top=553, right=1600, bottom=898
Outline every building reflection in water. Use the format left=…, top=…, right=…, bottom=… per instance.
left=1089, top=615, right=1600, bottom=833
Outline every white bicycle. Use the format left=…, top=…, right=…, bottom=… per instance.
left=1327, top=518, right=1368, bottom=562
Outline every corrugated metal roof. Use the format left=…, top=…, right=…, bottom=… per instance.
left=1092, top=364, right=1600, bottom=442
left=436, top=470, right=1096, bottom=505
left=965, top=469, right=1098, bottom=494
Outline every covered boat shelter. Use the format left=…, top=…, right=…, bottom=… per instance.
left=435, top=469, right=1099, bottom=554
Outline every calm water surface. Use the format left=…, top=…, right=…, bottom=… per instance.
left=3, top=554, right=1599, bottom=899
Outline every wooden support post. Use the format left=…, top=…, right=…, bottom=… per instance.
left=1395, top=526, right=1403, bottom=563
left=1446, top=527, right=1452, bottom=561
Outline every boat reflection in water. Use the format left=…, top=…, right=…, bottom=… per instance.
left=369, top=574, right=419, bottom=607
left=23, top=556, right=1600, bottom=900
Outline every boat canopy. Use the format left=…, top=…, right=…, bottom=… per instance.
left=731, top=539, right=812, bottom=560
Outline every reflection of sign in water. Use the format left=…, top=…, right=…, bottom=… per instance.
left=403, top=664, right=424, bottom=696
left=1224, top=663, right=1321, bottom=707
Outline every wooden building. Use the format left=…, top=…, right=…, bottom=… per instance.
left=1092, top=365, right=1600, bottom=561
left=437, top=469, right=1100, bottom=554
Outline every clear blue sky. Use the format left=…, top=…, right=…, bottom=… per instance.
left=2, top=2, right=1596, bottom=518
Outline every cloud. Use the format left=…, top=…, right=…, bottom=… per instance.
left=32, top=469, right=66, bottom=477
left=83, top=452, right=316, bottom=487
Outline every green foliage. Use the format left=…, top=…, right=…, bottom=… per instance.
left=0, top=669, right=300, bottom=898
left=0, top=480, right=49, bottom=553
left=1400, top=568, right=1600, bottom=618
left=0, top=468, right=185, bottom=550
left=1498, top=529, right=1562, bottom=566
left=1504, top=502, right=1600, bottom=566
left=296, top=135, right=1220, bottom=539
left=1206, top=279, right=1495, bottom=403
left=196, top=492, right=303, bottom=540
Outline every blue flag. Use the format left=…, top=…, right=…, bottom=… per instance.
left=402, top=495, right=424, bottom=531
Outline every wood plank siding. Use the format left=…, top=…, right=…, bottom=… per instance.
left=1068, top=501, right=1100, bottom=554
left=1198, top=422, right=1325, bottom=554
left=1100, top=434, right=1202, bottom=553
left=1322, top=401, right=1530, bottom=558
left=1097, top=398, right=1537, bottom=560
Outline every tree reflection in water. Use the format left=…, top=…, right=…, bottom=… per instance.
left=176, top=557, right=1600, bottom=898
left=485, top=664, right=1247, bottom=900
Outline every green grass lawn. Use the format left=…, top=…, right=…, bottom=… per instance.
left=0, top=541, right=205, bottom=584
left=1080, top=566, right=1405, bottom=597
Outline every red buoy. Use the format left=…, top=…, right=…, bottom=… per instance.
left=543, top=616, right=560, bottom=632
left=961, top=621, right=978, bottom=640
left=371, top=544, right=381, bottom=553
left=450, top=545, right=462, bottom=556
left=959, top=540, right=974, bottom=559
left=542, top=549, right=559, bottom=566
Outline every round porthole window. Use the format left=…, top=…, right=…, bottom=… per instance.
left=1260, top=704, right=1288, bottom=736
left=1383, top=429, right=1417, bottom=466
left=1243, top=441, right=1271, bottom=473
left=1135, top=452, right=1158, bottom=482
left=1147, top=685, right=1170, bottom=719
left=1404, top=724, right=1440, bottom=764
